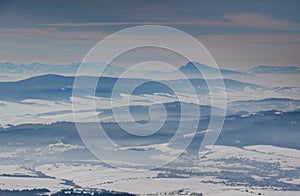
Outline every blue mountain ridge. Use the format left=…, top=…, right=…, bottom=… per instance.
left=179, top=61, right=243, bottom=75
left=0, top=110, right=299, bottom=158
left=0, top=74, right=263, bottom=102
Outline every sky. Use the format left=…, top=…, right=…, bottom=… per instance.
left=0, top=0, right=300, bottom=70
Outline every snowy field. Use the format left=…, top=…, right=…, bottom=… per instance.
left=0, top=145, right=299, bottom=195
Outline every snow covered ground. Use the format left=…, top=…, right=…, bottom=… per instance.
left=0, top=145, right=299, bottom=195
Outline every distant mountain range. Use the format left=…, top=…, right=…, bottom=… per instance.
left=227, top=98, right=300, bottom=114
left=178, top=61, right=243, bottom=75
left=0, top=110, right=299, bottom=164
left=246, top=65, right=300, bottom=75
left=1, top=61, right=299, bottom=77
left=0, top=62, right=126, bottom=77
left=0, top=74, right=269, bottom=102
left=0, top=74, right=299, bottom=117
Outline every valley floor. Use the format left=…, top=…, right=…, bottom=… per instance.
left=0, top=145, right=299, bottom=195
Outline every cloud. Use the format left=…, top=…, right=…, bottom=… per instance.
left=0, top=27, right=107, bottom=42
left=183, top=129, right=211, bottom=138
left=1, top=11, right=300, bottom=66
left=0, top=27, right=105, bottom=64
left=36, top=140, right=85, bottom=154
left=38, top=21, right=228, bottom=27
left=0, top=149, right=28, bottom=158
left=197, top=33, right=300, bottom=70
left=224, top=13, right=300, bottom=30
left=38, top=13, right=300, bottom=31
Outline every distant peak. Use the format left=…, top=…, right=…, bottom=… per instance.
left=246, top=65, right=300, bottom=74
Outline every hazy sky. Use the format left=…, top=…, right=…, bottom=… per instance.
left=0, top=0, right=300, bottom=70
